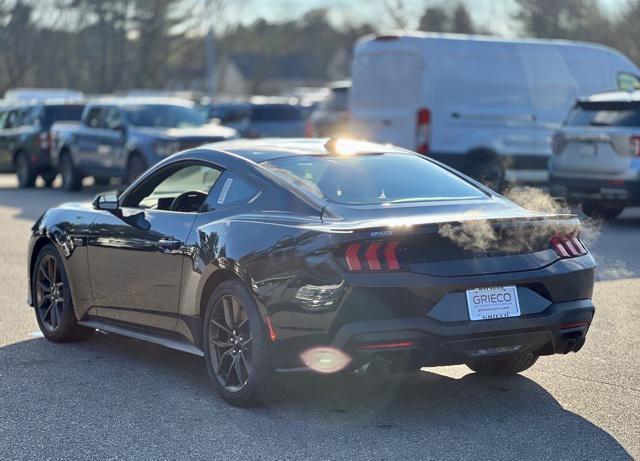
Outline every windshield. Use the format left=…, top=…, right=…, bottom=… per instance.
left=123, top=104, right=206, bottom=128
left=251, top=104, right=302, bottom=122
left=262, top=154, right=486, bottom=205
left=43, top=105, right=85, bottom=128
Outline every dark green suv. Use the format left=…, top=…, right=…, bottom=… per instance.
left=0, top=102, right=84, bottom=188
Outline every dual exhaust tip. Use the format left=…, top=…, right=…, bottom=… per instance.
left=359, top=356, right=408, bottom=376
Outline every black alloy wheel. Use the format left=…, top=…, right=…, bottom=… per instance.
left=32, top=245, right=94, bottom=341
left=208, top=294, right=253, bottom=392
left=35, top=254, right=65, bottom=332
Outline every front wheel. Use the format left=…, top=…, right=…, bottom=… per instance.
left=466, top=353, right=538, bottom=376
left=59, top=153, right=82, bottom=191
left=15, top=152, right=36, bottom=188
left=32, top=244, right=94, bottom=342
left=203, top=279, right=277, bottom=406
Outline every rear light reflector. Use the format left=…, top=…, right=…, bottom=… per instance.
left=343, top=241, right=401, bottom=272
left=416, top=108, right=431, bottom=154
left=345, top=244, right=362, bottom=271
left=560, top=321, right=590, bottom=330
left=358, top=341, right=416, bottom=350
left=630, top=135, right=640, bottom=156
left=550, top=234, right=587, bottom=258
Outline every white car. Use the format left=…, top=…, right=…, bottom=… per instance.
left=349, top=32, right=640, bottom=188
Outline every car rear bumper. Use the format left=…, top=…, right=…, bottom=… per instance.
left=331, top=298, right=594, bottom=369
left=549, top=174, right=640, bottom=205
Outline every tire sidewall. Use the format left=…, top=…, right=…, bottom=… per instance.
left=16, top=152, right=34, bottom=188
left=60, top=153, right=80, bottom=191
left=203, top=279, right=273, bottom=406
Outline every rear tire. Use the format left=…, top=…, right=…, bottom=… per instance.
left=59, top=152, right=82, bottom=191
left=126, top=154, right=147, bottom=184
left=466, top=353, right=538, bottom=376
left=15, top=152, right=36, bottom=188
left=32, top=244, right=94, bottom=342
left=582, top=200, right=624, bottom=220
left=93, top=177, right=111, bottom=186
left=203, top=279, right=278, bottom=406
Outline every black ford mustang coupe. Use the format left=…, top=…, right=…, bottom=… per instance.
left=27, top=138, right=596, bottom=405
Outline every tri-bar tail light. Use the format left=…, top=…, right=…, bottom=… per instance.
left=550, top=233, right=587, bottom=258
left=343, top=241, right=400, bottom=272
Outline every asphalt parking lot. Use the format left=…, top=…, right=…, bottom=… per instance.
left=0, top=174, right=638, bottom=460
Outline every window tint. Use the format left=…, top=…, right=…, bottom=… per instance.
left=251, top=105, right=302, bottom=122
left=5, top=110, right=21, bottom=129
left=128, top=164, right=221, bottom=211
left=103, top=107, right=123, bottom=130
left=123, top=104, right=205, bottom=128
left=86, top=107, right=103, bottom=128
left=618, top=72, right=640, bottom=92
left=20, top=106, right=42, bottom=127
left=43, top=105, right=84, bottom=129
left=262, top=154, right=485, bottom=205
left=205, top=172, right=259, bottom=210
left=566, top=103, right=640, bottom=127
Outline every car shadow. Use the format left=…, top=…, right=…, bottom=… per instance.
left=0, top=333, right=631, bottom=460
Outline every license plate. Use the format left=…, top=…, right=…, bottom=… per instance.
left=577, top=143, right=596, bottom=158
left=466, top=286, right=521, bottom=321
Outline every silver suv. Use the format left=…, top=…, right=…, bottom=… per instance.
left=549, top=90, right=640, bottom=219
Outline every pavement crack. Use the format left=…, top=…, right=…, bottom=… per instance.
left=542, top=370, right=640, bottom=394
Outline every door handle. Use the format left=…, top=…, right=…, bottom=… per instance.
left=157, top=238, right=182, bottom=251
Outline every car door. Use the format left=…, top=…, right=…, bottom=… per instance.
left=87, top=161, right=222, bottom=330
left=75, top=105, right=125, bottom=176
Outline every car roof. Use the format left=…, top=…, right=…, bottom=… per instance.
left=87, top=96, right=195, bottom=108
left=578, top=90, right=640, bottom=104
left=193, top=138, right=412, bottom=163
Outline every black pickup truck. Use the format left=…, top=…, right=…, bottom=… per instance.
left=50, top=97, right=238, bottom=190
left=0, top=102, right=84, bottom=187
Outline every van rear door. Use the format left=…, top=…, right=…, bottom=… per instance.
left=350, top=40, right=424, bottom=149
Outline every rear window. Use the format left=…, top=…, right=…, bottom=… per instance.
left=251, top=105, right=302, bottom=122
left=262, top=154, right=485, bottom=205
left=566, top=103, right=640, bottom=127
left=43, top=105, right=85, bottom=128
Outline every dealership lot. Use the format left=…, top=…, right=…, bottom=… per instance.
left=0, top=175, right=638, bottom=460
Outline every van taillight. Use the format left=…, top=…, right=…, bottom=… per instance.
left=550, top=234, right=587, bottom=258
left=416, top=108, right=431, bottom=154
left=343, top=242, right=400, bottom=271
left=37, top=132, right=51, bottom=150
left=630, top=136, right=640, bottom=156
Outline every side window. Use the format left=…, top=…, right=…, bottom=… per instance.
left=85, top=107, right=104, bottom=128
left=21, top=106, right=42, bottom=127
left=5, top=110, right=21, bottom=129
left=0, top=111, right=8, bottom=129
left=204, top=171, right=259, bottom=211
left=103, top=107, right=123, bottom=130
left=124, top=163, right=222, bottom=212
left=618, top=72, right=640, bottom=92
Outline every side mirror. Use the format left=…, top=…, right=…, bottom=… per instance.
left=93, top=192, right=119, bottom=211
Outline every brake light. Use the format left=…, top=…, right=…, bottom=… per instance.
left=550, top=233, right=587, bottom=258
left=343, top=242, right=401, bottom=271
left=37, top=132, right=50, bottom=150
left=630, top=135, right=640, bottom=156
left=416, top=108, right=431, bottom=154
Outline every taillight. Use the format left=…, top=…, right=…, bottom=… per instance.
left=550, top=233, right=587, bottom=258
left=37, top=132, right=51, bottom=150
left=343, top=242, right=401, bottom=271
left=630, top=135, right=640, bottom=156
left=304, top=120, right=314, bottom=137
left=416, top=108, right=431, bottom=154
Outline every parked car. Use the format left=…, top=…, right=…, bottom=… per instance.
left=4, top=88, right=84, bottom=101
left=550, top=90, right=640, bottom=219
left=28, top=138, right=595, bottom=406
left=349, top=32, right=640, bottom=189
left=50, top=97, right=237, bottom=190
left=203, top=101, right=306, bottom=138
left=306, top=81, right=351, bottom=137
left=0, top=101, right=85, bottom=187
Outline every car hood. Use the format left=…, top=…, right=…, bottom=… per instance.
left=133, top=124, right=237, bottom=140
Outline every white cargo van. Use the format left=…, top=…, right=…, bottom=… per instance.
left=349, top=32, right=640, bottom=187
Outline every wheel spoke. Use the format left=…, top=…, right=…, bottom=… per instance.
left=224, top=354, right=239, bottom=386
left=38, top=280, right=51, bottom=293
left=49, top=300, right=58, bottom=327
left=210, top=318, right=231, bottom=335
left=209, top=338, right=232, bottom=349
left=222, top=297, right=235, bottom=329
left=234, top=353, right=246, bottom=384
left=39, top=296, right=52, bottom=315
left=38, top=265, right=51, bottom=284
left=231, top=297, right=241, bottom=325
left=241, top=335, right=252, bottom=347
